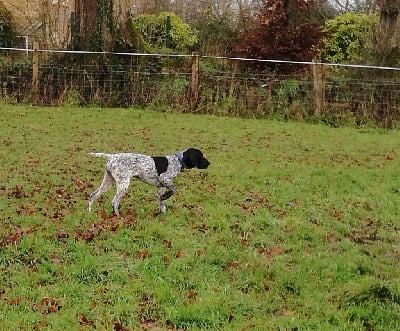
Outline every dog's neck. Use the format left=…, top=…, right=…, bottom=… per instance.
left=175, top=152, right=185, bottom=170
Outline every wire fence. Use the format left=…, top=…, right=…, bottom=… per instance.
left=1, top=47, right=400, bottom=127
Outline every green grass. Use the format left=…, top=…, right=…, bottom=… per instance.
left=1, top=103, right=400, bottom=330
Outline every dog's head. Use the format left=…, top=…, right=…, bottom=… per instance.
left=182, top=148, right=210, bottom=169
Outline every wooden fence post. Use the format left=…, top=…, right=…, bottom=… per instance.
left=190, top=52, right=200, bottom=109
left=32, top=41, right=39, bottom=105
left=229, top=59, right=238, bottom=99
left=312, top=59, right=324, bottom=116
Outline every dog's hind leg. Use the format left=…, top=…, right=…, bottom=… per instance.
left=111, top=179, right=130, bottom=216
left=88, top=171, right=114, bottom=212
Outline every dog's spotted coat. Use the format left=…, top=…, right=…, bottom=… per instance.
left=88, top=148, right=210, bottom=215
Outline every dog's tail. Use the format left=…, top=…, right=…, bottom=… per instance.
left=88, top=152, right=112, bottom=159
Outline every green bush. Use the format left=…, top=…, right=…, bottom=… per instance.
left=320, top=13, right=378, bottom=64
left=132, top=12, right=198, bottom=52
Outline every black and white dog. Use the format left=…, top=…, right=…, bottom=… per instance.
left=88, top=148, right=210, bottom=215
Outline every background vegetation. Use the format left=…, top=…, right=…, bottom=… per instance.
left=1, top=104, right=400, bottom=330
left=0, top=0, right=15, bottom=48
left=1, top=0, right=399, bottom=66
left=320, top=12, right=379, bottom=64
left=131, top=12, right=198, bottom=53
left=1, top=1, right=400, bottom=128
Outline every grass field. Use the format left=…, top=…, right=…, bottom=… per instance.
left=1, top=103, right=400, bottom=330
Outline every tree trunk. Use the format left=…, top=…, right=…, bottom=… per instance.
left=73, top=0, right=114, bottom=51
left=74, top=0, right=97, bottom=50
left=376, top=0, right=400, bottom=65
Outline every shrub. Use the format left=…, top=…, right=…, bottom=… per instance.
left=319, top=13, right=378, bottom=64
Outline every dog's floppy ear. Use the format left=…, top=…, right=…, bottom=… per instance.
left=182, top=148, right=197, bottom=168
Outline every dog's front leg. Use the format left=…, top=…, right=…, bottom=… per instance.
left=157, top=177, right=176, bottom=213
left=158, top=176, right=176, bottom=201
left=160, top=188, right=175, bottom=201
left=157, top=187, right=167, bottom=213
